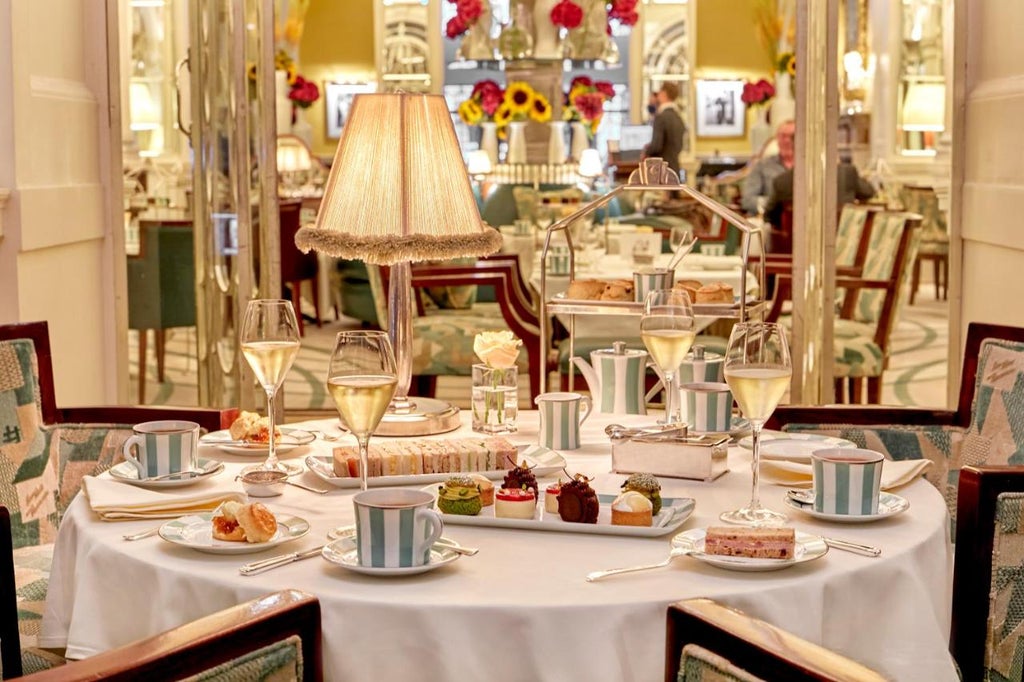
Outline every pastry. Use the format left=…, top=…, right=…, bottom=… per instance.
left=703, top=526, right=796, bottom=559
left=332, top=437, right=517, bottom=478
left=673, top=279, right=702, bottom=302
left=620, top=473, right=663, bottom=516
left=557, top=474, right=600, bottom=524
left=600, top=279, right=634, bottom=301
left=212, top=501, right=278, bottom=543
left=566, top=279, right=607, bottom=300
left=469, top=474, right=495, bottom=506
left=436, top=476, right=483, bottom=516
left=228, top=411, right=280, bottom=444
left=695, top=282, right=734, bottom=304
left=502, top=462, right=539, bottom=502
left=495, top=488, right=537, bottom=519
left=610, top=491, right=653, bottom=527
left=544, top=480, right=562, bottom=514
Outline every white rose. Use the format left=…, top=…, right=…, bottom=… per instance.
left=474, top=330, right=522, bottom=369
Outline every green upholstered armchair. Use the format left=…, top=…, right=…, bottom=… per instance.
left=126, top=219, right=196, bottom=404
left=0, top=321, right=236, bottom=674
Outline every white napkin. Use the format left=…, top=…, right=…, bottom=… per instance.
left=83, top=475, right=246, bottom=521
left=759, top=458, right=932, bottom=491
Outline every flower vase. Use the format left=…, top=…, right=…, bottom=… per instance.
left=292, top=107, right=313, bottom=148
left=749, top=106, right=772, bottom=154
left=497, top=2, right=534, bottom=60
left=457, top=1, right=495, bottom=61
left=565, top=0, right=607, bottom=60
left=471, top=364, right=518, bottom=434
left=480, top=122, right=499, bottom=167
left=507, top=121, right=528, bottom=164
left=548, top=121, right=567, bottom=164
left=275, top=70, right=291, bottom=135
left=570, top=121, right=590, bottom=162
left=771, top=71, right=796, bottom=126
left=532, top=0, right=562, bottom=60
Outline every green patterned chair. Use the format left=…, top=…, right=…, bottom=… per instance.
left=952, top=466, right=1024, bottom=682
left=900, top=185, right=949, bottom=305
left=16, top=589, right=321, bottom=681
left=667, top=598, right=886, bottom=682
left=769, top=322, right=1024, bottom=529
left=0, top=321, right=236, bottom=676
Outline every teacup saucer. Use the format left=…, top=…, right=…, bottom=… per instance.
left=784, top=490, right=910, bottom=523
left=321, top=535, right=463, bottom=576
left=108, top=457, right=224, bottom=488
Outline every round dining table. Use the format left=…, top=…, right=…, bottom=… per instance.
left=40, top=412, right=958, bottom=682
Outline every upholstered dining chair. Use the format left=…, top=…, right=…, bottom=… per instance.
left=951, top=466, right=1024, bottom=682
left=666, top=598, right=887, bottom=682
left=768, top=322, right=1024, bottom=528
left=900, top=185, right=949, bottom=305
left=280, top=197, right=321, bottom=336
left=0, top=321, right=236, bottom=673
left=16, top=589, right=322, bottom=681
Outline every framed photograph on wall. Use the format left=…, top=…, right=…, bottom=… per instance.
left=324, top=82, right=376, bottom=139
left=695, top=79, right=746, bottom=138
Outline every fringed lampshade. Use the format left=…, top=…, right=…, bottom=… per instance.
left=295, top=93, right=502, bottom=263
left=296, top=92, right=501, bottom=435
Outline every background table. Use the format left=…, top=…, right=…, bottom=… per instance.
left=41, top=413, right=957, bottom=682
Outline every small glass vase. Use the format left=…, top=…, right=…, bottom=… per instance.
left=471, top=363, right=518, bottom=434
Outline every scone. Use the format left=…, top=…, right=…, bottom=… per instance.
left=600, top=279, right=634, bottom=301
left=566, top=279, right=606, bottom=300
left=228, top=410, right=280, bottom=444
left=673, top=279, right=702, bottom=302
left=212, top=501, right=247, bottom=541
left=212, top=501, right=278, bottom=543
left=695, top=282, right=734, bottom=304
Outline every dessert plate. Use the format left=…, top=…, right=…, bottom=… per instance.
left=321, top=535, right=462, bottom=576
left=199, top=428, right=316, bottom=456
left=671, top=529, right=828, bottom=572
left=158, top=512, right=310, bottom=555
left=426, top=488, right=696, bottom=538
left=737, top=431, right=856, bottom=462
left=305, top=444, right=566, bottom=489
left=784, top=490, right=910, bottom=523
left=108, top=457, right=224, bottom=488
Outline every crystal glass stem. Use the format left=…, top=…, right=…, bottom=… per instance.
left=357, top=434, right=370, bottom=492
left=264, top=387, right=279, bottom=471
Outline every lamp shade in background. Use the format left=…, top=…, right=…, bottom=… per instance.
left=901, top=82, right=945, bottom=131
left=467, top=149, right=493, bottom=178
left=276, top=135, right=314, bottom=172
left=578, top=148, right=604, bottom=179
left=295, top=93, right=502, bottom=263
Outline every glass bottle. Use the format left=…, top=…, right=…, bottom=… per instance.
left=498, top=2, right=534, bottom=61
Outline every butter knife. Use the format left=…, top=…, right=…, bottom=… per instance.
left=239, top=545, right=325, bottom=576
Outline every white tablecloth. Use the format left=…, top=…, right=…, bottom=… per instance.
left=40, top=413, right=957, bottom=682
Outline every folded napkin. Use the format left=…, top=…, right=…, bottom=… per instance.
left=83, top=475, right=246, bottom=521
left=759, top=458, right=932, bottom=491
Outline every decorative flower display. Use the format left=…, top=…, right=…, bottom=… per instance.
left=550, top=0, right=584, bottom=30
left=496, top=81, right=552, bottom=126
left=474, top=330, right=522, bottom=369
left=777, top=51, right=796, bottom=77
left=562, top=76, right=614, bottom=135
left=741, top=79, right=775, bottom=107
left=548, top=0, right=638, bottom=31
left=458, top=79, right=504, bottom=125
left=445, top=0, right=484, bottom=39
left=288, top=75, right=320, bottom=109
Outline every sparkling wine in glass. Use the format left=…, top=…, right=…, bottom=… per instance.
left=720, top=322, right=793, bottom=526
left=640, top=289, right=696, bottom=425
left=240, top=299, right=301, bottom=474
left=327, top=331, right=398, bottom=491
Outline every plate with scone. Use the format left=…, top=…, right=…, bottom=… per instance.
left=157, top=502, right=310, bottom=554
left=200, top=411, right=315, bottom=456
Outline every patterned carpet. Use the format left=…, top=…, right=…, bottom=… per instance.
left=131, top=296, right=951, bottom=414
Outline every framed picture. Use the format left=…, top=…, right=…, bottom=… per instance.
left=324, top=82, right=376, bottom=139
left=695, top=79, right=746, bottom=138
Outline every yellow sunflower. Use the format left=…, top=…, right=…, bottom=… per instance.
left=497, top=125, right=508, bottom=141
left=458, top=99, right=484, bottom=126
left=786, top=54, right=797, bottom=76
left=504, top=81, right=534, bottom=116
left=529, top=93, right=552, bottom=123
left=493, top=102, right=513, bottom=127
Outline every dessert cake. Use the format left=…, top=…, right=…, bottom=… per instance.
left=332, top=437, right=517, bottom=478
left=436, top=476, right=483, bottom=516
left=494, top=488, right=536, bottom=519
left=212, top=501, right=278, bottom=543
left=620, top=473, right=663, bottom=516
left=557, top=474, right=600, bottom=524
left=544, top=480, right=562, bottom=514
left=229, top=411, right=281, bottom=444
left=703, top=526, right=796, bottom=559
left=610, top=491, right=653, bottom=527
left=502, top=462, right=539, bottom=501
left=469, top=474, right=495, bottom=506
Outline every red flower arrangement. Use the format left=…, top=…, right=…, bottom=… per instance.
left=288, top=75, right=320, bottom=109
left=563, top=76, right=615, bottom=135
left=741, top=78, right=775, bottom=107
left=550, top=0, right=584, bottom=30
left=445, top=0, right=484, bottom=39
left=607, top=0, right=639, bottom=27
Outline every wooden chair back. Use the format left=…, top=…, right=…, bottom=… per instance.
left=20, top=589, right=322, bottom=681
left=279, top=198, right=320, bottom=335
left=666, top=598, right=886, bottom=682
left=0, top=505, right=21, bottom=679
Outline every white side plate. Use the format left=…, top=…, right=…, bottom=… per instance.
left=158, top=512, right=310, bottom=555
left=672, top=528, right=828, bottom=572
left=199, top=428, right=316, bottom=457
left=738, top=431, right=856, bottom=462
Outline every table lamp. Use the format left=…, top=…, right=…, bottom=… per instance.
left=901, top=82, right=945, bottom=131
left=296, top=93, right=502, bottom=435
left=276, top=135, right=313, bottom=194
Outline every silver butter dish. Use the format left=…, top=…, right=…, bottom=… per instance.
left=610, top=428, right=729, bottom=482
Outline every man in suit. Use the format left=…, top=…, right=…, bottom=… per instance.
left=644, top=82, right=685, bottom=173
left=763, top=158, right=876, bottom=230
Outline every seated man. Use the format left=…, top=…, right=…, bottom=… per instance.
left=763, top=159, right=876, bottom=229
left=740, top=119, right=795, bottom=214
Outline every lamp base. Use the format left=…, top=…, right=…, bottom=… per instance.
left=375, top=397, right=462, bottom=437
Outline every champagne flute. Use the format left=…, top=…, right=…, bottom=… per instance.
left=641, top=289, right=696, bottom=425
left=720, top=322, right=793, bottom=526
left=240, top=299, right=301, bottom=474
left=327, top=331, right=398, bottom=491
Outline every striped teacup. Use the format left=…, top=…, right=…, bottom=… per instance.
left=811, top=448, right=884, bottom=516
left=632, top=268, right=674, bottom=302
left=353, top=489, right=444, bottom=569
left=535, top=392, right=591, bottom=450
left=682, top=382, right=733, bottom=433
left=121, top=420, right=200, bottom=480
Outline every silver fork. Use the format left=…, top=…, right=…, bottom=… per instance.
left=123, top=525, right=162, bottom=541
left=586, top=546, right=692, bottom=582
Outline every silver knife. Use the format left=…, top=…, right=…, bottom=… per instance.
left=239, top=545, right=325, bottom=576
left=823, top=537, right=882, bottom=557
